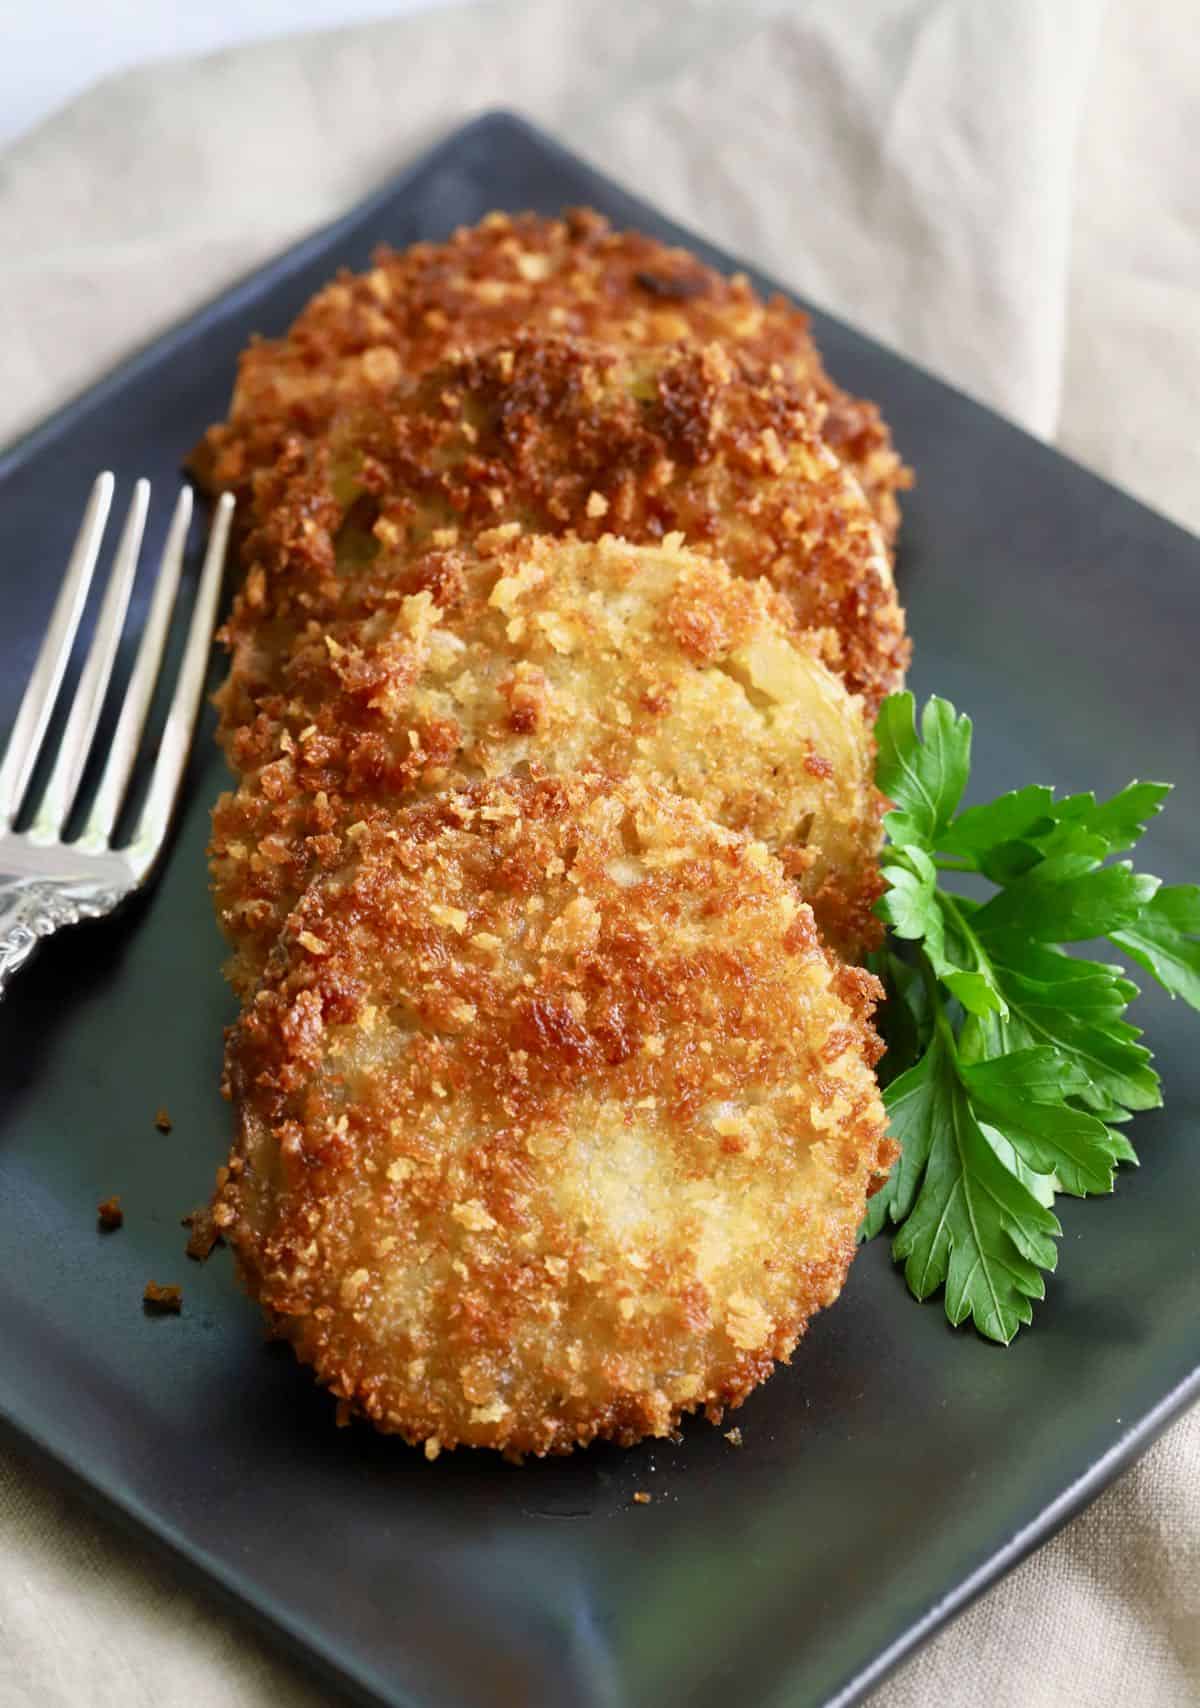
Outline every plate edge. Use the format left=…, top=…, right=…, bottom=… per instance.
left=821, top=1366, right=1200, bottom=1708
left=2, top=105, right=1199, bottom=1708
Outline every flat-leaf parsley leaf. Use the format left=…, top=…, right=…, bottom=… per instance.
left=863, top=692, right=1200, bottom=1342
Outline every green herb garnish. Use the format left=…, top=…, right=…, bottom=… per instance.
left=863, top=692, right=1200, bottom=1343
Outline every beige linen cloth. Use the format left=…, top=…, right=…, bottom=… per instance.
left=1, top=2, right=1197, bottom=1704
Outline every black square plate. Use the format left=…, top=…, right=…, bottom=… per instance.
left=1, top=113, right=1197, bottom=1708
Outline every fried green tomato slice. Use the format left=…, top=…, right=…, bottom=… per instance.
left=219, top=334, right=907, bottom=720
left=193, top=208, right=910, bottom=544
left=210, top=534, right=885, bottom=994
left=213, top=774, right=892, bottom=1458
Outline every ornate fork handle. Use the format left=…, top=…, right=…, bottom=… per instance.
left=0, top=876, right=128, bottom=995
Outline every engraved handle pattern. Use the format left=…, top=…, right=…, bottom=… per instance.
left=0, top=878, right=126, bottom=996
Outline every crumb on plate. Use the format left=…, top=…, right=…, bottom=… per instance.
left=143, top=1281, right=183, bottom=1313
left=182, top=1206, right=222, bottom=1261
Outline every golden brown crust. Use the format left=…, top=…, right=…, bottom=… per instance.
left=192, top=208, right=910, bottom=544
left=210, top=533, right=885, bottom=993
left=201, top=215, right=906, bottom=1459
left=218, top=334, right=907, bottom=717
left=213, top=774, right=893, bottom=1458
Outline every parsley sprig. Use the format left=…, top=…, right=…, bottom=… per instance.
left=863, top=693, right=1200, bottom=1343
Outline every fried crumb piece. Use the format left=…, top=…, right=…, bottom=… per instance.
left=182, top=1206, right=222, bottom=1261
left=154, top=1106, right=173, bottom=1134
left=724, top=1427, right=744, bottom=1448
left=632, top=1491, right=652, bottom=1505
left=97, top=1195, right=123, bottom=1230
left=143, top=1281, right=183, bottom=1313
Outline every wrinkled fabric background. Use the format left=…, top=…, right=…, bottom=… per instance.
left=0, top=2, right=1197, bottom=1704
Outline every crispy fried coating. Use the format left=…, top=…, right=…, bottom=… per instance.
left=212, top=774, right=893, bottom=1457
left=219, top=334, right=907, bottom=719
left=193, top=209, right=910, bottom=543
left=210, top=533, right=884, bottom=991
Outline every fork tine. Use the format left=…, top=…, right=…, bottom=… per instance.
left=0, top=472, right=114, bottom=832
left=31, top=480, right=150, bottom=838
left=128, top=492, right=234, bottom=872
left=82, top=486, right=193, bottom=846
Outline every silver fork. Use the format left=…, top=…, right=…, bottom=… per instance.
left=0, top=474, right=234, bottom=996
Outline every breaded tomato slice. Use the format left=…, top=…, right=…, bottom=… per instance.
left=193, top=208, right=910, bottom=544
left=221, top=335, right=907, bottom=716
left=210, top=534, right=884, bottom=992
left=213, top=774, right=892, bottom=1458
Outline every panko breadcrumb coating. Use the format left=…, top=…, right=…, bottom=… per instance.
left=212, top=774, right=893, bottom=1458
left=210, top=533, right=884, bottom=992
left=192, top=208, right=910, bottom=544
left=218, top=334, right=907, bottom=723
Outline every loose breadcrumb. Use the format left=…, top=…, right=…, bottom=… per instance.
left=632, top=1491, right=652, bottom=1505
left=96, top=1196, right=123, bottom=1230
left=143, top=1281, right=183, bottom=1313
left=154, top=1106, right=173, bottom=1134
left=724, top=1427, right=744, bottom=1448
left=182, top=1206, right=222, bottom=1261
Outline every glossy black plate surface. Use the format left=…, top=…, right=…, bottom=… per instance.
left=1, top=112, right=1197, bottom=1708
